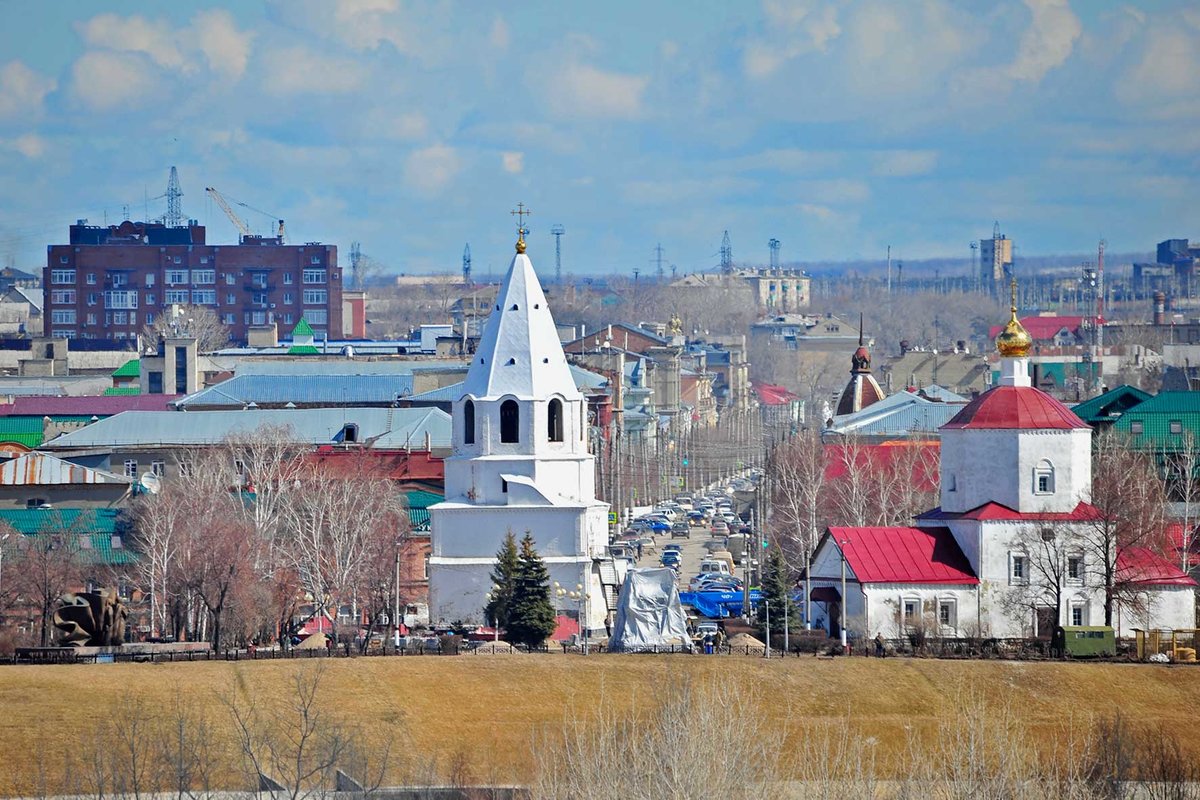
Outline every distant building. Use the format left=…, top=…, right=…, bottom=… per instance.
left=44, top=219, right=343, bottom=345
left=749, top=312, right=864, bottom=352
left=672, top=268, right=810, bottom=313
left=980, top=224, right=1014, bottom=288
left=834, top=321, right=885, bottom=416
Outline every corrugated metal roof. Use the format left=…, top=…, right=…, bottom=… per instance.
left=103, top=387, right=140, bottom=396
left=232, top=360, right=469, bottom=376
left=41, top=407, right=452, bottom=450
left=0, top=452, right=130, bottom=485
left=1070, top=385, right=1151, bottom=424
left=0, top=509, right=134, bottom=565
left=827, top=526, right=978, bottom=584
left=827, top=390, right=963, bottom=437
left=0, top=416, right=49, bottom=448
left=408, top=366, right=609, bottom=404
left=0, top=395, right=180, bottom=417
left=943, top=386, right=1089, bottom=430
left=175, top=374, right=416, bottom=408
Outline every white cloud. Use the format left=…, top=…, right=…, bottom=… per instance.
left=70, top=51, right=157, bottom=111
left=501, top=151, right=524, bottom=174
left=270, top=0, right=410, bottom=52
left=546, top=63, right=648, bottom=119
left=4, top=133, right=47, bottom=159
left=0, top=61, right=56, bottom=119
left=490, top=17, right=510, bottom=50
left=1006, top=0, right=1081, bottom=82
left=262, top=46, right=368, bottom=95
left=77, top=13, right=187, bottom=71
left=404, top=144, right=462, bottom=193
left=797, top=202, right=836, bottom=221
left=193, top=9, right=254, bottom=79
left=872, top=150, right=938, bottom=177
left=1116, top=19, right=1200, bottom=117
left=743, top=0, right=842, bottom=78
left=845, top=1, right=969, bottom=98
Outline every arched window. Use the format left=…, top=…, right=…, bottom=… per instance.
left=1034, top=459, right=1055, bottom=495
left=463, top=399, right=475, bottom=445
left=500, top=399, right=519, bottom=443
left=548, top=398, right=564, bottom=442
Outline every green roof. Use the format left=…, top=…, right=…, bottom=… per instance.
left=0, top=416, right=46, bottom=448
left=291, top=317, right=315, bottom=338
left=0, top=509, right=135, bottom=566
left=1070, top=385, right=1151, bottom=425
left=112, top=359, right=140, bottom=378
left=1112, top=392, right=1200, bottom=450
left=406, top=489, right=443, bottom=532
left=103, top=387, right=141, bottom=396
left=287, top=344, right=320, bottom=355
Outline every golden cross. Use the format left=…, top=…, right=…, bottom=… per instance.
left=510, top=202, right=531, bottom=237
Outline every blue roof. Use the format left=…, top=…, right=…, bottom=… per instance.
left=826, top=390, right=965, bottom=438
left=175, top=374, right=416, bottom=408
left=408, top=365, right=609, bottom=404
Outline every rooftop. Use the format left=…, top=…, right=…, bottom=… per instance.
left=942, top=385, right=1088, bottom=431
left=826, top=526, right=978, bottom=585
left=0, top=452, right=130, bottom=485
left=0, top=394, right=181, bottom=417
left=174, top=374, right=417, bottom=409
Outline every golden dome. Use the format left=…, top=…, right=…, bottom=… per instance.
left=995, top=277, right=1031, bottom=357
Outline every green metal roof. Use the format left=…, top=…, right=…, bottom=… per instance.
left=0, top=416, right=46, bottom=448
left=103, top=387, right=141, bottom=396
left=406, top=489, right=442, bottom=532
left=112, top=359, right=140, bottom=378
left=0, top=508, right=135, bottom=566
left=286, top=344, right=320, bottom=355
left=1112, top=392, right=1200, bottom=450
left=1071, top=385, right=1152, bottom=425
left=291, top=317, right=315, bottom=338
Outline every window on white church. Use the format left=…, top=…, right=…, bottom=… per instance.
left=1068, top=554, right=1084, bottom=584
left=1034, top=460, right=1055, bottom=495
left=1010, top=554, right=1028, bottom=585
left=1071, top=604, right=1087, bottom=626
left=500, top=400, right=519, bottom=443
left=902, top=599, right=918, bottom=629
left=463, top=399, right=475, bottom=445
left=939, top=600, right=955, bottom=628
left=548, top=398, right=564, bottom=442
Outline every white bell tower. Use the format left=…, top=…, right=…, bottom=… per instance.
left=429, top=217, right=609, bottom=632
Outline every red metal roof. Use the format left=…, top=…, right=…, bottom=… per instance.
left=827, top=526, right=978, bottom=584
left=0, top=395, right=181, bottom=417
left=1116, top=546, right=1197, bottom=587
left=753, top=382, right=800, bottom=406
left=988, top=315, right=1086, bottom=341
left=918, top=501, right=1103, bottom=522
left=942, top=386, right=1088, bottom=430
left=824, top=441, right=940, bottom=492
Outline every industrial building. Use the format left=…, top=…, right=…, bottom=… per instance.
left=44, top=219, right=343, bottom=346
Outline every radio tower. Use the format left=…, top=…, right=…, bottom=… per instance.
left=720, top=230, right=733, bottom=274
left=654, top=243, right=665, bottom=282
left=768, top=238, right=781, bottom=270
left=462, top=243, right=472, bottom=286
left=166, top=166, right=183, bottom=227
left=550, top=224, right=565, bottom=283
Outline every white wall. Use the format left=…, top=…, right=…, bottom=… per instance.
left=940, top=428, right=1091, bottom=514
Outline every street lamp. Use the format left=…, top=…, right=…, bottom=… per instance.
left=837, top=536, right=851, bottom=654
left=393, top=543, right=401, bottom=651
left=0, top=532, right=9, bottom=626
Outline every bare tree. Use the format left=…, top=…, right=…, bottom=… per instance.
left=12, top=519, right=85, bottom=645
left=141, top=303, right=230, bottom=353
left=1084, top=430, right=1170, bottom=626
left=1001, top=523, right=1077, bottom=636
left=1167, top=430, right=1200, bottom=573
left=767, top=429, right=826, bottom=625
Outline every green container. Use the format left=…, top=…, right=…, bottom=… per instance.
left=1062, top=626, right=1115, bottom=657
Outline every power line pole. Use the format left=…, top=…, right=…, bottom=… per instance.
left=720, top=230, right=733, bottom=275
left=551, top=224, right=565, bottom=283
left=654, top=243, right=665, bottom=282
left=462, top=243, right=472, bottom=286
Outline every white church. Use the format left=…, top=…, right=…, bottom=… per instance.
left=428, top=226, right=610, bottom=633
left=809, top=288, right=1196, bottom=640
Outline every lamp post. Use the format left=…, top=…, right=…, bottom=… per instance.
left=569, top=585, right=591, bottom=655
left=763, top=599, right=770, bottom=659
left=393, top=545, right=401, bottom=651
left=0, top=532, right=9, bottom=627
left=838, top=536, right=850, bottom=654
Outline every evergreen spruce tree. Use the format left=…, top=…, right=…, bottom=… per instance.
left=505, top=532, right=557, bottom=648
left=757, top=544, right=798, bottom=641
left=484, top=531, right=520, bottom=630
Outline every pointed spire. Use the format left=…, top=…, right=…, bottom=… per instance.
left=858, top=312, right=864, bottom=347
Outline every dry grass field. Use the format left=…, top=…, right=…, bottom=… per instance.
left=0, top=654, right=1197, bottom=795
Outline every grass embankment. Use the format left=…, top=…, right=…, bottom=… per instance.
left=0, top=656, right=1195, bottom=794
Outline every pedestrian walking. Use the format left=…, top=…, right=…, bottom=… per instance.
left=874, top=632, right=885, bottom=658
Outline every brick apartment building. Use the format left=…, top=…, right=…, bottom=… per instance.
left=44, top=220, right=342, bottom=345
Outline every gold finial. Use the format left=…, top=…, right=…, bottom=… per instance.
left=996, top=275, right=1032, bottom=358
left=511, top=203, right=531, bottom=254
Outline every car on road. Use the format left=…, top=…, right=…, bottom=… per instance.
left=671, top=521, right=691, bottom=539
left=663, top=543, right=682, bottom=553
left=661, top=551, right=682, bottom=566
left=711, top=521, right=729, bottom=536
left=638, top=519, right=670, bottom=533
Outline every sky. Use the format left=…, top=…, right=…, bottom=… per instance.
left=0, top=0, right=1197, bottom=277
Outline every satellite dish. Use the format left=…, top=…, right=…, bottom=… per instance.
left=139, top=472, right=161, bottom=494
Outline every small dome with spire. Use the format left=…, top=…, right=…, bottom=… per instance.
left=995, top=277, right=1032, bottom=358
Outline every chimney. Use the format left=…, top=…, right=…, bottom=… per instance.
left=1154, top=291, right=1166, bottom=326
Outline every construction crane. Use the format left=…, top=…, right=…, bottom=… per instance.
left=166, top=166, right=183, bottom=227
left=205, top=187, right=285, bottom=242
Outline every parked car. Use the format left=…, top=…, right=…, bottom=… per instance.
left=661, top=553, right=682, bottom=567
left=663, top=543, right=682, bottom=553
left=641, top=519, right=670, bottom=532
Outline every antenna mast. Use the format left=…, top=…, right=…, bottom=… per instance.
left=166, top=166, right=183, bottom=227
left=720, top=230, right=733, bottom=275
left=654, top=243, right=665, bottom=281
left=462, top=243, right=472, bottom=286
left=550, top=224, right=565, bottom=283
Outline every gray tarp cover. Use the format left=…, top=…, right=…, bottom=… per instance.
left=609, top=568, right=694, bottom=652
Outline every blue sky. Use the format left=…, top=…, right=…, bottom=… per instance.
left=0, top=0, right=1197, bottom=276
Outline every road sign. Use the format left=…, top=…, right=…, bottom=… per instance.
left=608, top=511, right=618, bottom=524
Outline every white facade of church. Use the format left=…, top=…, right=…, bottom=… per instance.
left=428, top=244, right=609, bottom=632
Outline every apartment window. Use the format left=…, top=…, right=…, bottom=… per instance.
left=225, top=273, right=236, bottom=285
left=250, top=273, right=269, bottom=289
left=252, top=292, right=268, bottom=306
left=283, top=272, right=294, bottom=284
left=104, top=312, right=111, bottom=325
left=1170, top=420, right=1183, bottom=435
left=109, top=273, right=127, bottom=288
left=51, top=329, right=76, bottom=339
left=166, top=270, right=188, bottom=285
left=284, top=313, right=294, bottom=324
left=1068, top=555, right=1084, bottom=584
left=145, top=293, right=156, bottom=306
left=223, top=313, right=236, bottom=325
left=145, top=274, right=155, bottom=287
left=233, top=459, right=246, bottom=477
left=177, top=461, right=192, bottom=478
left=1010, top=553, right=1028, bottom=585
left=173, top=256, right=182, bottom=264
left=85, top=292, right=96, bottom=306
left=1130, top=421, right=1144, bottom=434
left=145, top=312, right=155, bottom=325
left=51, top=310, right=76, bottom=325
left=59, top=255, right=69, bottom=264
left=112, top=311, right=127, bottom=325
left=192, top=269, right=215, bottom=285
left=283, top=292, right=294, bottom=305
left=200, top=256, right=209, bottom=264
left=124, top=459, right=138, bottom=478
left=85, top=313, right=96, bottom=325
left=50, top=289, right=75, bottom=304
left=151, top=461, right=165, bottom=477
left=191, top=290, right=216, bottom=305
left=51, top=269, right=75, bottom=284
left=104, top=290, right=138, bottom=310
left=938, top=600, right=955, bottom=628
left=252, top=311, right=266, bottom=325
left=303, top=269, right=327, bottom=284
left=305, top=309, right=326, bottom=325
left=86, top=273, right=96, bottom=285
left=303, top=289, right=327, bottom=305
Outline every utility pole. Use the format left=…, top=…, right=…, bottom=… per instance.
left=886, top=245, right=893, bottom=295
left=653, top=243, right=665, bottom=282
left=462, top=243, right=472, bottom=286
left=720, top=230, right=733, bottom=275
left=551, top=224, right=565, bottom=283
